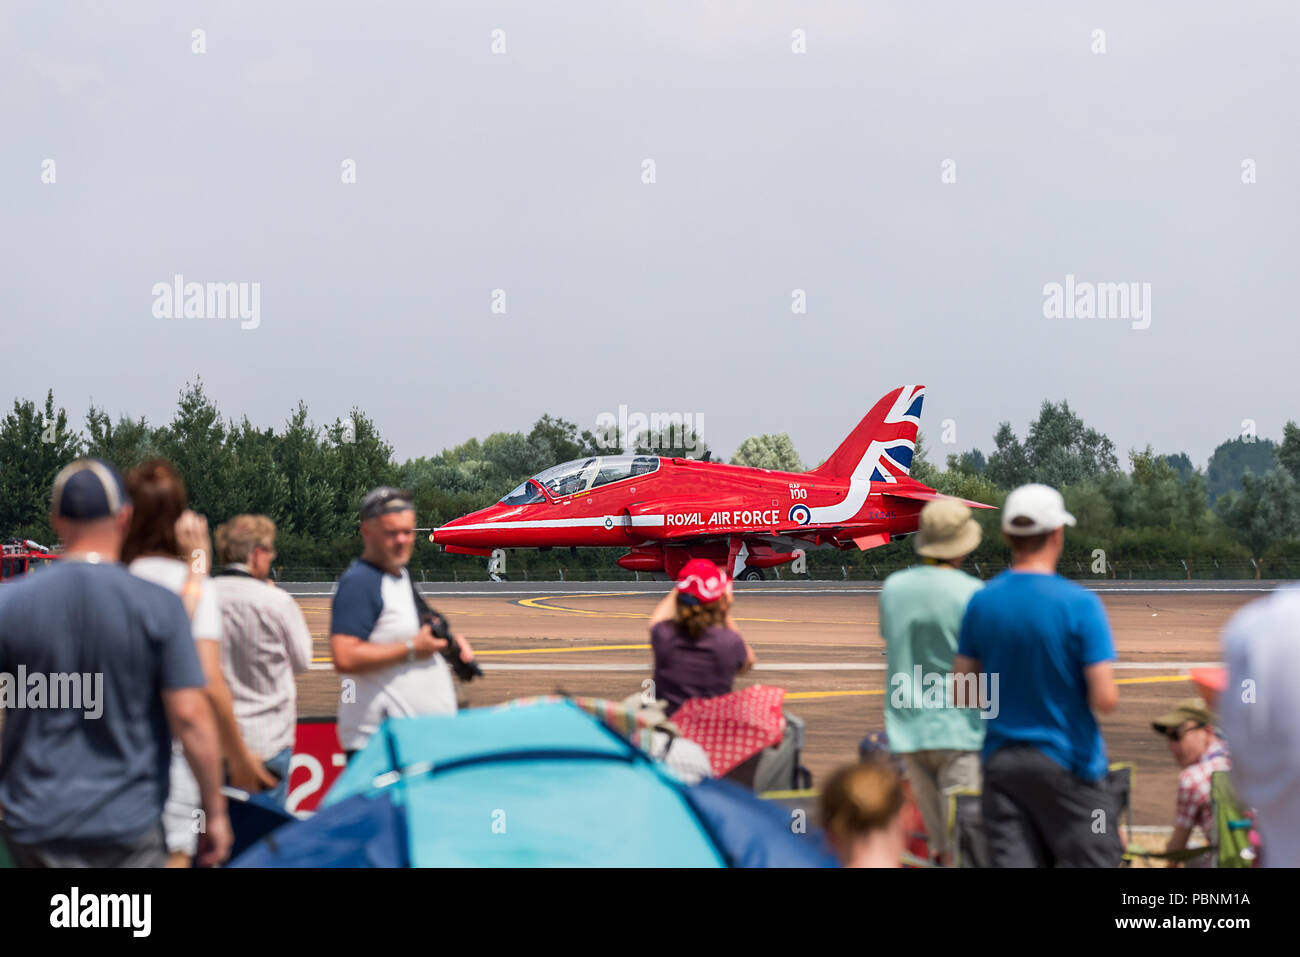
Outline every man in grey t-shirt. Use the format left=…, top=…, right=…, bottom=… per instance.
left=0, top=459, right=231, bottom=867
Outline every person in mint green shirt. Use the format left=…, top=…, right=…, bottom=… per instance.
left=880, top=498, right=985, bottom=865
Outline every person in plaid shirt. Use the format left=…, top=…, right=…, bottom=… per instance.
left=1153, top=698, right=1231, bottom=866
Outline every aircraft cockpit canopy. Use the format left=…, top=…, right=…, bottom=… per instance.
left=498, top=481, right=548, bottom=506
left=514, top=455, right=661, bottom=500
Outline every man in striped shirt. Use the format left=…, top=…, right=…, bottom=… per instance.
left=211, top=515, right=314, bottom=808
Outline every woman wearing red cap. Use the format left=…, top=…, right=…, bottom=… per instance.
left=648, top=558, right=756, bottom=716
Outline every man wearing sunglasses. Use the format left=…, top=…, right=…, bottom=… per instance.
left=1153, top=698, right=1230, bottom=866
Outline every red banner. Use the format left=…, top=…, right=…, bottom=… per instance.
left=288, top=718, right=345, bottom=815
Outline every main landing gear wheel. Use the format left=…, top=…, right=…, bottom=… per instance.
left=737, top=568, right=765, bottom=581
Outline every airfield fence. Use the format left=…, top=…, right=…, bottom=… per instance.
left=275, top=557, right=1300, bottom=584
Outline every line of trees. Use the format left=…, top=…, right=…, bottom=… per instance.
left=1, top=385, right=1297, bottom=579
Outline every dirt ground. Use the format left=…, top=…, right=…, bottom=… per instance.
left=293, top=586, right=1254, bottom=828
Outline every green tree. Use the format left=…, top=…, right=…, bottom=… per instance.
left=481, top=432, right=553, bottom=487
left=0, top=391, right=82, bottom=540
left=930, top=469, right=1002, bottom=510
left=730, top=433, right=803, bottom=472
left=528, top=415, right=602, bottom=464
left=1024, top=400, right=1118, bottom=486
left=944, top=450, right=988, bottom=478
left=1161, top=452, right=1196, bottom=483
left=986, top=401, right=1117, bottom=489
left=154, top=379, right=230, bottom=516
left=959, top=449, right=986, bottom=474
left=1127, top=446, right=1207, bottom=532
left=1206, top=436, right=1278, bottom=503
left=1216, top=469, right=1300, bottom=577
left=276, top=402, right=336, bottom=537
left=223, top=417, right=290, bottom=523
left=637, top=424, right=710, bottom=461
left=84, top=405, right=158, bottom=470
left=985, top=422, right=1031, bottom=488
left=1277, top=421, right=1300, bottom=483
left=324, top=408, right=397, bottom=524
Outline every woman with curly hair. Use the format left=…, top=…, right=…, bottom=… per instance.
left=647, top=558, right=755, bottom=716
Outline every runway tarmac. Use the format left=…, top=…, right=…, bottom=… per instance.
left=283, top=579, right=1287, bottom=595
left=289, top=579, right=1274, bottom=828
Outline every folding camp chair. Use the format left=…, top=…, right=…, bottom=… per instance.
left=726, top=712, right=813, bottom=792
left=947, top=788, right=989, bottom=868
left=1123, top=767, right=1255, bottom=867
left=1210, top=770, right=1257, bottom=868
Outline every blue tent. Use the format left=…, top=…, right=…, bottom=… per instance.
left=232, top=700, right=836, bottom=867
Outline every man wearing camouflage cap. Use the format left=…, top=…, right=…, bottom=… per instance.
left=1153, top=698, right=1232, bottom=866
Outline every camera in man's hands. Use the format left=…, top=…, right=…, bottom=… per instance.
left=410, top=580, right=482, bottom=682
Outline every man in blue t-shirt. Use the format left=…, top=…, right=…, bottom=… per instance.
left=0, top=459, right=230, bottom=867
left=953, top=483, right=1121, bottom=867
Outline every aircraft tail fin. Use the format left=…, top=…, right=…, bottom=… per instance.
left=806, top=385, right=925, bottom=484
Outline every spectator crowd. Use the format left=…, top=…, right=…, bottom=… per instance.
left=0, top=459, right=1296, bottom=868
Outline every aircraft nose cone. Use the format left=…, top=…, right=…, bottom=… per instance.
left=430, top=514, right=479, bottom=546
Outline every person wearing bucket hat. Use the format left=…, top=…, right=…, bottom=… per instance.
left=952, top=482, right=1121, bottom=867
left=1152, top=698, right=1232, bottom=865
left=879, top=498, right=985, bottom=865
left=647, top=559, right=756, bottom=716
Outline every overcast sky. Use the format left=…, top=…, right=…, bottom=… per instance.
left=4, top=2, right=1296, bottom=474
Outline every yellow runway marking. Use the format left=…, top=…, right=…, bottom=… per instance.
left=1115, top=675, right=1191, bottom=686
left=476, top=643, right=650, bottom=656
left=784, top=673, right=1192, bottom=701
left=517, top=593, right=640, bottom=614
left=305, top=645, right=1197, bottom=690
left=309, top=643, right=652, bottom=665
left=517, top=593, right=867, bottom=625
left=760, top=788, right=819, bottom=800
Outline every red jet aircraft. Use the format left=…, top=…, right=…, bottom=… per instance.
left=431, top=385, right=992, bottom=579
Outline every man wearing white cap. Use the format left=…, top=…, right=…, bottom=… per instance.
left=880, top=498, right=985, bottom=866
left=952, top=483, right=1121, bottom=867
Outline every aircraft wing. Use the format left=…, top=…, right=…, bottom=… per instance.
left=772, top=526, right=893, bottom=551
left=880, top=488, right=996, bottom=510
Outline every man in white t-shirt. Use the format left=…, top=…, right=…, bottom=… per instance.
left=329, top=488, right=475, bottom=756
left=1219, top=585, right=1300, bottom=867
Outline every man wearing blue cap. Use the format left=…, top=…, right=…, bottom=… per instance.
left=0, top=459, right=231, bottom=867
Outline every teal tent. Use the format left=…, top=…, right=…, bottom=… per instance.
left=232, top=700, right=835, bottom=867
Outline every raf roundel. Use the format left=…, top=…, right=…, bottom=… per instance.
left=788, top=504, right=811, bottom=526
